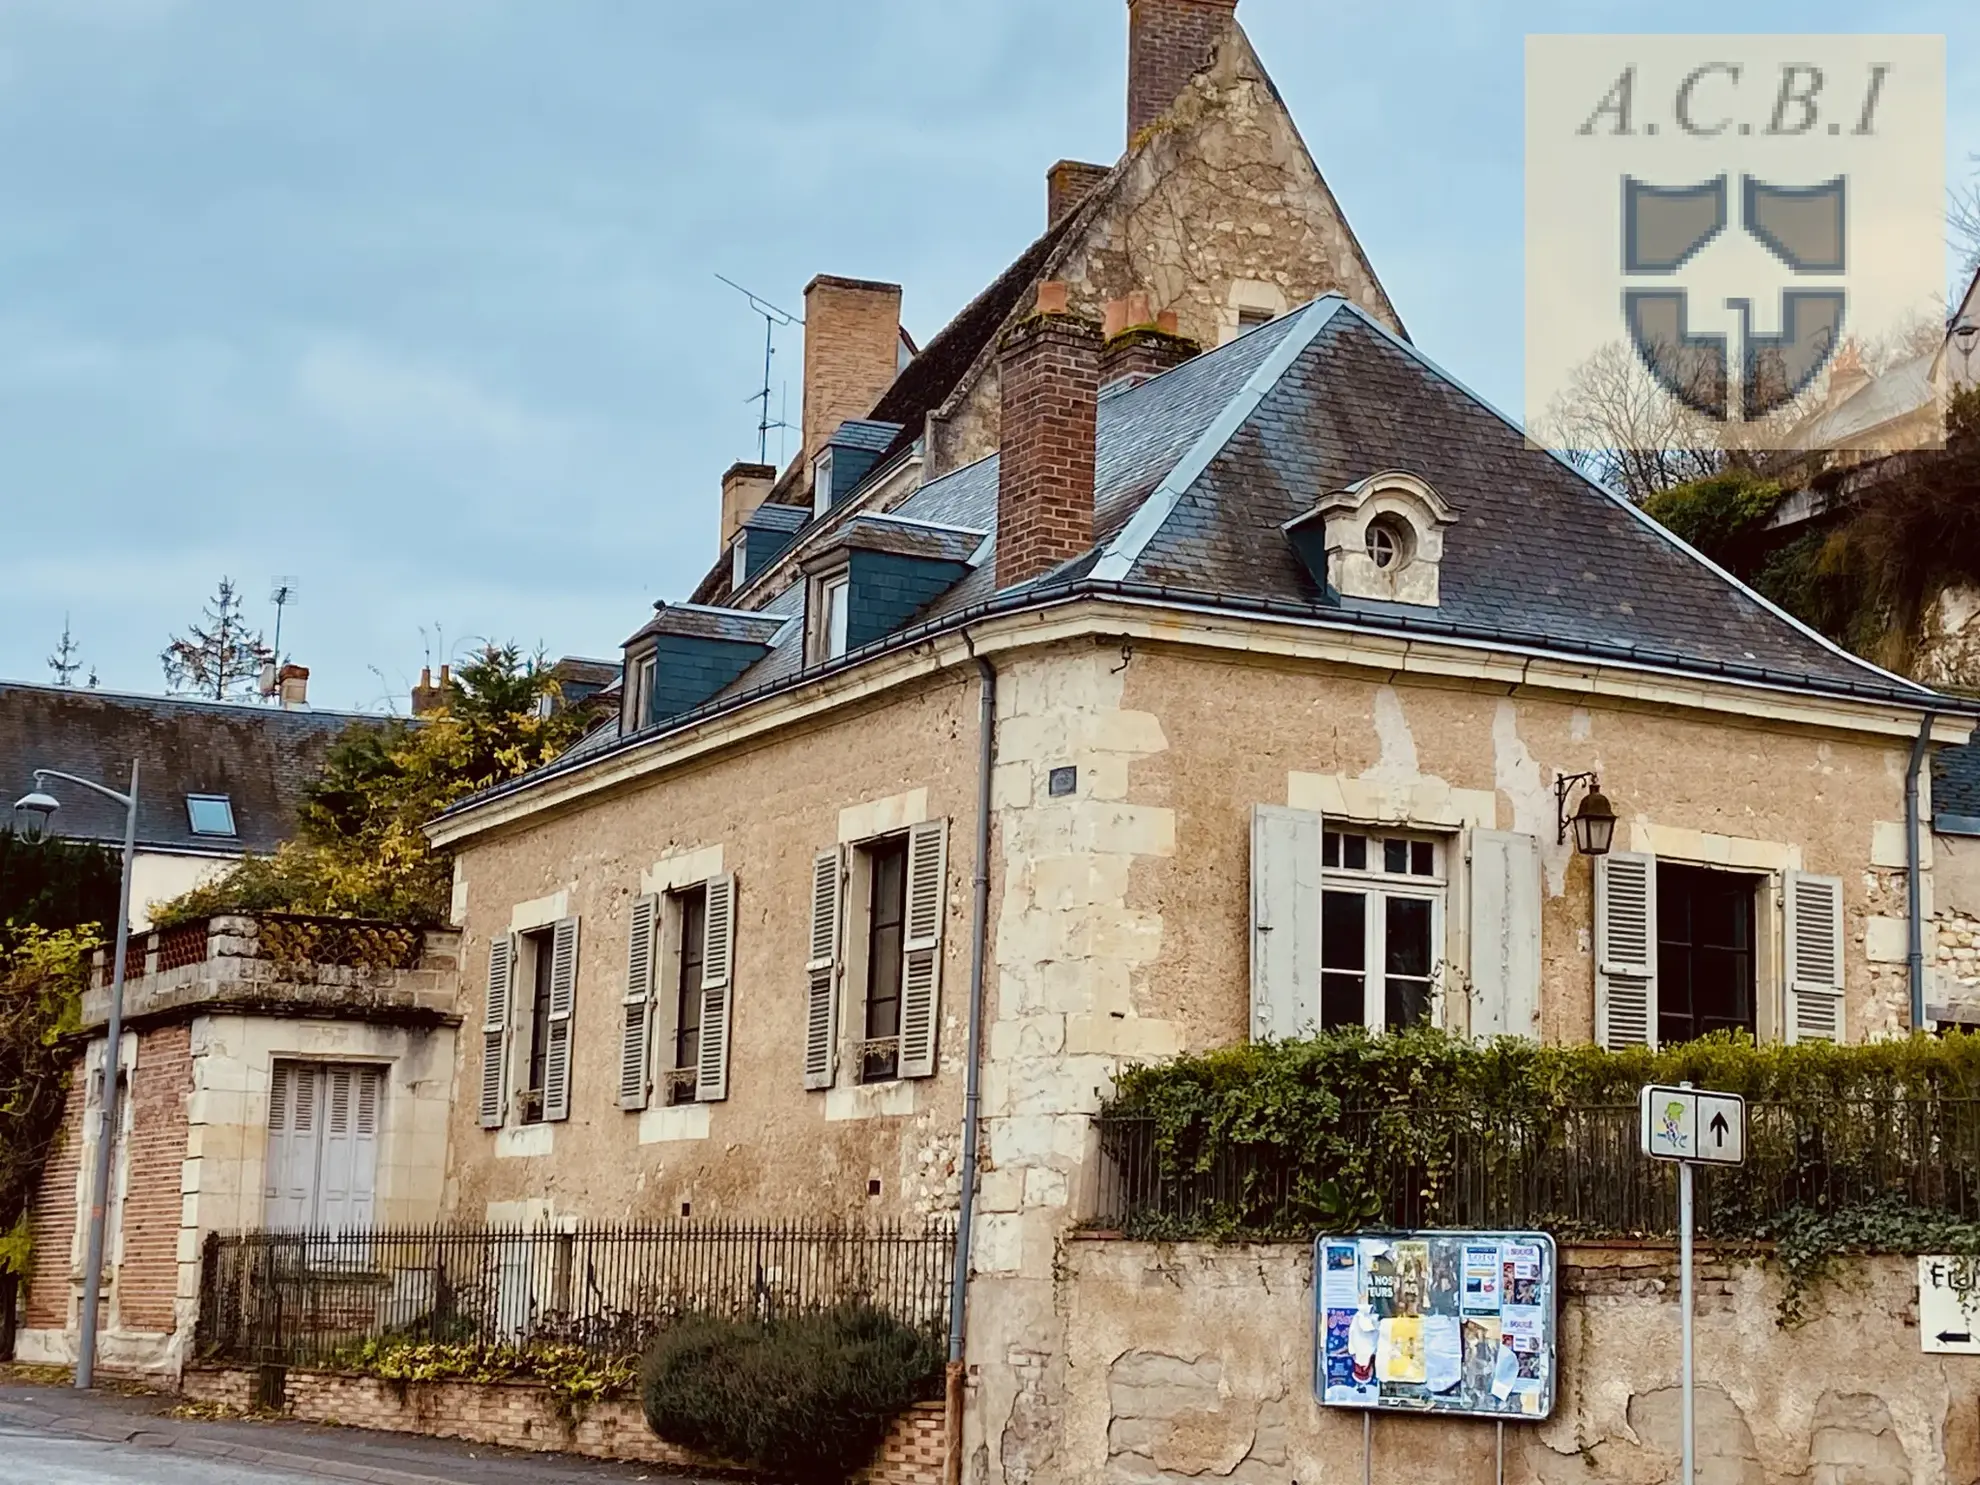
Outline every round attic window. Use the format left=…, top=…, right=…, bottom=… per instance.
left=1365, top=514, right=1415, bottom=571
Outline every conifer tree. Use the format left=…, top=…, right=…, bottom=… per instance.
left=160, top=578, right=272, bottom=701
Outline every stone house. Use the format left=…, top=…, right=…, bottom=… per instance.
left=427, top=266, right=1971, bottom=1477
left=14, top=915, right=461, bottom=1375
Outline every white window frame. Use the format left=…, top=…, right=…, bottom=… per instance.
left=626, top=651, right=657, bottom=733
left=1320, top=826, right=1449, bottom=1033
left=813, top=448, right=835, bottom=516
left=824, top=574, right=851, bottom=659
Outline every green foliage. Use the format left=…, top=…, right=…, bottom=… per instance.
left=1765, top=1198, right=1980, bottom=1325
left=0, top=925, right=96, bottom=1270
left=1641, top=468, right=1784, bottom=568
left=153, top=645, right=586, bottom=927
left=336, top=1338, right=636, bottom=1411
left=0, top=830, right=120, bottom=934
left=640, top=1305, right=944, bottom=1483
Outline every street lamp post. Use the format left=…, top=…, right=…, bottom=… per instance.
left=13, top=762, right=139, bottom=1391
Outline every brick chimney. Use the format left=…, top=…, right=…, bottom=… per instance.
left=277, top=664, right=309, bottom=709
left=1048, top=160, right=1112, bottom=226
left=802, top=275, right=903, bottom=468
left=998, top=282, right=1102, bottom=590
left=1101, top=299, right=1201, bottom=390
left=1824, top=343, right=1872, bottom=412
left=412, top=664, right=451, bottom=717
left=720, top=461, right=778, bottom=551
left=1127, top=0, right=1238, bottom=141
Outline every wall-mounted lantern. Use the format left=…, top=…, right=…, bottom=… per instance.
left=1555, top=772, right=1618, bottom=857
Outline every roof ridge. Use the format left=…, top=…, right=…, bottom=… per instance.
left=0, top=679, right=382, bottom=720
left=1090, top=297, right=1347, bottom=583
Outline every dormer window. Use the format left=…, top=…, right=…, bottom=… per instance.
left=624, top=649, right=658, bottom=732
left=1283, top=471, right=1456, bottom=608
left=820, top=571, right=852, bottom=661
left=813, top=449, right=835, bottom=518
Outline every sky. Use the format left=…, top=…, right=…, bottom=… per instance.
left=2, top=0, right=1975, bottom=712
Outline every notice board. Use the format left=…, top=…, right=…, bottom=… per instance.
left=1314, top=1231, right=1557, bottom=1421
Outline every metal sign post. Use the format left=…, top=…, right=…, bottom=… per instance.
left=1640, top=1082, right=1748, bottom=1485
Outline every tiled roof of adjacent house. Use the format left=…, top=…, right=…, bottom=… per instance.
left=0, top=682, right=369, bottom=855
left=440, top=298, right=1953, bottom=826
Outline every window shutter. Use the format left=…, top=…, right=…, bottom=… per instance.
left=479, top=936, right=513, bottom=1128
left=541, top=917, right=579, bottom=1122
left=318, top=1067, right=356, bottom=1234
left=1595, top=852, right=1658, bottom=1050
left=1250, top=805, right=1320, bottom=1041
left=1467, top=830, right=1543, bottom=1039
left=619, top=895, right=659, bottom=1111
left=350, top=1067, right=380, bottom=1231
left=1785, top=870, right=1846, bottom=1044
left=898, top=821, right=949, bottom=1079
left=804, top=849, right=844, bottom=1090
left=263, top=1062, right=313, bottom=1231
left=698, top=873, right=737, bottom=1102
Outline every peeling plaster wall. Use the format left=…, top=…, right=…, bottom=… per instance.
left=1060, top=1239, right=1979, bottom=1485
left=926, top=27, right=1397, bottom=477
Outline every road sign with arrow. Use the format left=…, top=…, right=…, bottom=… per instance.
left=1639, top=1085, right=1746, bottom=1167
left=1919, top=1257, right=1980, bottom=1354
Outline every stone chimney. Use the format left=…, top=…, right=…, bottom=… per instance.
left=277, top=664, right=309, bottom=709
left=998, top=282, right=1102, bottom=590
left=802, top=275, right=904, bottom=468
left=1101, top=298, right=1201, bottom=389
left=721, top=461, right=778, bottom=551
left=1127, top=0, right=1238, bottom=141
left=1048, top=160, right=1112, bottom=226
left=1825, top=343, right=1872, bottom=412
left=412, top=664, right=451, bottom=717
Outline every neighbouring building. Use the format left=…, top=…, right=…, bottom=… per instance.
left=0, top=677, right=362, bottom=929
left=425, top=276, right=1972, bottom=1479
left=14, top=914, right=461, bottom=1374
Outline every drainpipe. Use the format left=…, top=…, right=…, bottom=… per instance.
left=1907, top=710, right=1937, bottom=1031
left=945, top=643, right=996, bottom=1485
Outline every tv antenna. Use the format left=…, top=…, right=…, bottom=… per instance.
left=717, top=274, right=803, bottom=464
left=270, top=577, right=300, bottom=664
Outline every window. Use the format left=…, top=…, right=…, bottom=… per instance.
left=521, top=928, right=556, bottom=1123
left=264, top=1061, right=383, bottom=1233
left=626, top=652, right=657, bottom=733
left=813, top=449, right=835, bottom=516
left=185, top=794, right=236, bottom=837
left=668, top=886, right=708, bottom=1105
left=1319, top=828, right=1445, bottom=1032
left=1238, top=306, right=1275, bottom=331
left=824, top=575, right=851, bottom=660
left=1656, top=865, right=1758, bottom=1045
left=862, top=835, right=909, bottom=1082
left=1365, top=515, right=1414, bottom=572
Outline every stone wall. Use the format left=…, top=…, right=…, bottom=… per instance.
left=179, top=1368, right=946, bottom=1485
left=1054, top=1238, right=1979, bottom=1485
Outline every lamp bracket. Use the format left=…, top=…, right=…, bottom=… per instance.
left=1555, top=771, right=1601, bottom=845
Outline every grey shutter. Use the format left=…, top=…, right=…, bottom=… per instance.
left=478, top=936, right=513, bottom=1128
left=697, top=874, right=737, bottom=1101
left=263, top=1062, right=315, bottom=1230
left=541, top=917, right=579, bottom=1122
left=1785, top=870, right=1845, bottom=1044
left=1468, top=830, right=1543, bottom=1039
left=1250, top=805, right=1320, bottom=1041
left=618, top=895, right=659, bottom=1110
left=898, top=821, right=949, bottom=1079
left=804, top=849, right=843, bottom=1090
left=1596, top=852, right=1658, bottom=1050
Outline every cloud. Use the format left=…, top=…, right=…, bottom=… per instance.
left=293, top=338, right=569, bottom=457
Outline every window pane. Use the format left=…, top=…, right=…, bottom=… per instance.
left=1656, top=865, right=1758, bottom=1046
left=1322, top=974, right=1365, bottom=1030
left=186, top=795, right=236, bottom=837
left=1341, top=834, right=1367, bottom=871
left=1411, top=840, right=1435, bottom=877
left=1384, top=839, right=1409, bottom=874
left=864, top=838, right=908, bottom=1081
left=1321, top=891, right=1365, bottom=1031
left=676, top=889, right=707, bottom=1077
left=826, top=578, right=851, bottom=659
left=1385, top=898, right=1432, bottom=977
left=1323, top=831, right=1341, bottom=868
left=1386, top=977, right=1433, bottom=1029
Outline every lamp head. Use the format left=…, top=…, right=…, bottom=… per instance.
left=1571, top=788, right=1618, bottom=857
left=11, top=789, right=60, bottom=842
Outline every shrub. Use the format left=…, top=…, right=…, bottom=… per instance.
left=640, top=1305, right=943, bottom=1483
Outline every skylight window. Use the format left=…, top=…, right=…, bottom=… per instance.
left=186, top=794, right=237, bottom=837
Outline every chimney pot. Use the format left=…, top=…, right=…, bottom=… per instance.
left=1101, top=321, right=1203, bottom=391
left=277, top=664, right=310, bottom=709
left=998, top=304, right=1103, bottom=589
left=1156, top=309, right=1180, bottom=336
left=1127, top=0, right=1239, bottom=142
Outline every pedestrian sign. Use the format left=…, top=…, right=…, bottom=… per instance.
left=1638, top=1085, right=1746, bottom=1167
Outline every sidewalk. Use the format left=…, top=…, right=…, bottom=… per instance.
left=0, top=1377, right=715, bottom=1485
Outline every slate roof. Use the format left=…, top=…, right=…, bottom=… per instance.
left=743, top=503, right=811, bottom=536
left=623, top=604, right=788, bottom=648
left=1, top=682, right=370, bottom=855
left=441, top=297, right=1953, bottom=828
left=810, top=514, right=987, bottom=568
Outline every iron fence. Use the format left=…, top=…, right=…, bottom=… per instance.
left=1091, top=1098, right=1980, bottom=1240
left=196, top=1218, right=955, bottom=1368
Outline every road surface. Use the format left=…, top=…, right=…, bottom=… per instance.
left=0, top=1419, right=336, bottom=1484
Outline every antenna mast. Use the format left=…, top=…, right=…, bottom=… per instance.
left=717, top=274, right=803, bottom=464
left=270, top=577, right=300, bottom=665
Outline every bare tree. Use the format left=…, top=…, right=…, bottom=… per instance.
left=161, top=578, right=273, bottom=701
left=1951, top=155, right=1980, bottom=301
left=46, top=617, right=82, bottom=687
left=1532, top=341, right=1726, bottom=502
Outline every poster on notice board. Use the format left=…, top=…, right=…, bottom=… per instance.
left=1314, top=1231, right=1557, bottom=1422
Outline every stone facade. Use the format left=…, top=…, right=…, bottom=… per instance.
left=1055, top=1238, right=1977, bottom=1485
left=178, top=1368, right=948, bottom=1485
